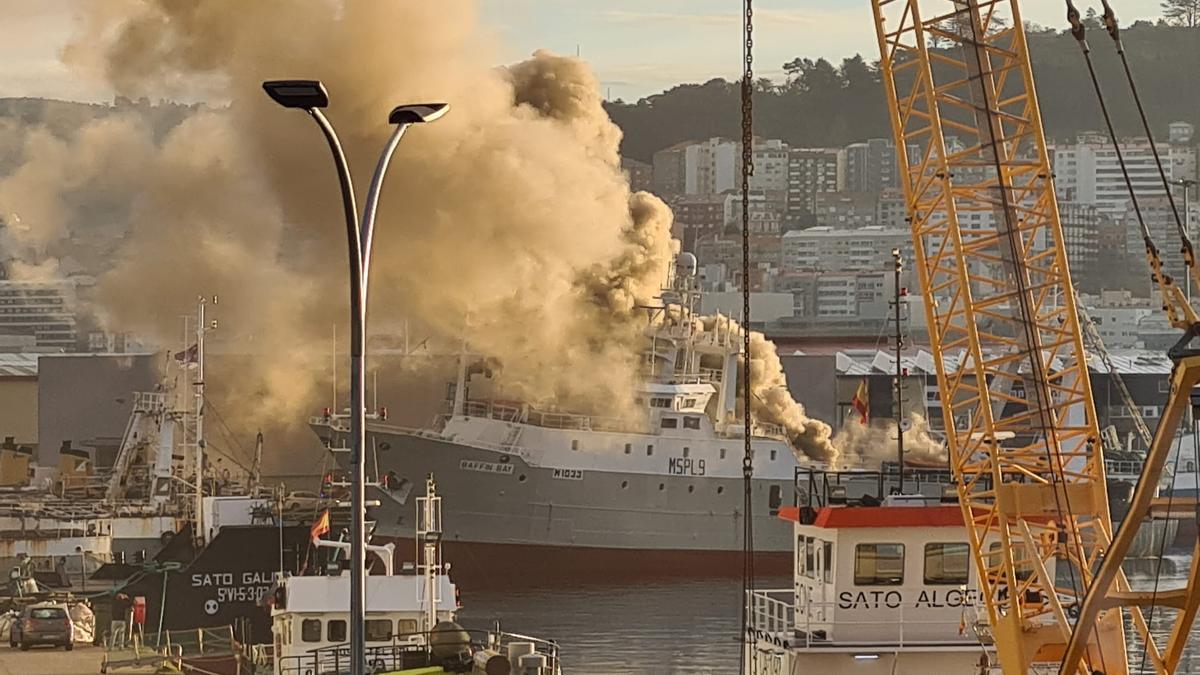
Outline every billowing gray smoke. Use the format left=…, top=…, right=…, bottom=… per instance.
left=0, top=2, right=680, bottom=435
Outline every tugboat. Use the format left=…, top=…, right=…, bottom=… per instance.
left=744, top=467, right=993, bottom=674
left=269, top=476, right=562, bottom=675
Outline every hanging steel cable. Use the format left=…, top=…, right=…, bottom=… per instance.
left=1097, top=0, right=1194, bottom=265
left=738, top=0, right=755, bottom=671
left=1065, top=0, right=1193, bottom=328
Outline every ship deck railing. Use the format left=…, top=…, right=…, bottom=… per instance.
left=102, top=625, right=237, bottom=673
left=278, top=627, right=561, bottom=675
left=747, top=589, right=981, bottom=651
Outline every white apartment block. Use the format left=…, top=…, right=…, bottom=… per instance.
left=0, top=279, right=78, bottom=351
left=684, top=138, right=739, bottom=195
left=781, top=225, right=914, bottom=272
left=1052, top=131, right=1197, bottom=218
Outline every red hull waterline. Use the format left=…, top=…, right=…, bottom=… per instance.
left=377, top=538, right=791, bottom=589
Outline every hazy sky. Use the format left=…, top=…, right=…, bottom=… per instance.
left=0, top=0, right=1167, bottom=102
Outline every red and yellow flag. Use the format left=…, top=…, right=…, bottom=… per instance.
left=310, top=509, right=330, bottom=543
left=851, top=379, right=869, bottom=424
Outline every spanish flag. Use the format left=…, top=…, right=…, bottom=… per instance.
left=310, top=509, right=330, bottom=543
left=851, top=379, right=869, bottom=424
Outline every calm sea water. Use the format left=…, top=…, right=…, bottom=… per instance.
left=457, top=576, right=780, bottom=674
left=455, top=559, right=1200, bottom=674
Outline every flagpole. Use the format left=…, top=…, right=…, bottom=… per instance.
left=892, top=248, right=905, bottom=494
left=195, top=298, right=206, bottom=548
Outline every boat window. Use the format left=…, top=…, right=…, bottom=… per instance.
left=770, top=450, right=777, bottom=461
left=683, top=398, right=697, bottom=408
left=650, top=397, right=672, bottom=408
left=805, top=537, right=816, bottom=578
left=683, top=416, right=701, bottom=430
left=661, top=417, right=678, bottom=429
left=823, top=541, right=834, bottom=583
left=720, top=448, right=727, bottom=459
left=924, top=543, right=970, bottom=585
left=683, top=447, right=690, bottom=458
left=647, top=444, right=654, bottom=456
left=397, top=619, right=418, bottom=636
left=797, top=536, right=808, bottom=576
left=768, top=484, right=783, bottom=512
left=987, top=542, right=1033, bottom=581
left=365, top=619, right=392, bottom=642
left=624, top=443, right=632, bottom=454
left=854, top=543, right=905, bottom=586
left=327, top=619, right=347, bottom=642
left=301, top=619, right=322, bottom=643
left=571, top=440, right=579, bottom=451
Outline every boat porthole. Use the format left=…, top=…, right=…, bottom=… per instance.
left=518, top=474, right=526, bottom=482
left=717, top=486, right=724, bottom=495
left=658, top=483, right=665, bottom=491
left=621, top=481, right=628, bottom=489
left=688, top=485, right=695, bottom=493
left=499, top=455, right=510, bottom=463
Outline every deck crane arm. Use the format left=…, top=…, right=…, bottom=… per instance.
left=868, top=1, right=1148, bottom=671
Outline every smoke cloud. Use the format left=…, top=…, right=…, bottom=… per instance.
left=0, top=1, right=679, bottom=446
left=833, top=412, right=947, bottom=467
left=0, top=1, right=921, bottom=472
left=692, top=315, right=838, bottom=462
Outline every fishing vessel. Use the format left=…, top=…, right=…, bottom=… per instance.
left=744, top=467, right=993, bottom=674
left=311, top=254, right=844, bottom=586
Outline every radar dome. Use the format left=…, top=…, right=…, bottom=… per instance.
left=676, top=252, right=698, bottom=278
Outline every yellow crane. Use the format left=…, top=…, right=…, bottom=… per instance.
left=867, top=1, right=1159, bottom=671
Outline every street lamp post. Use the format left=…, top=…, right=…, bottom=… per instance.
left=1172, top=178, right=1199, bottom=301
left=263, top=80, right=447, bottom=675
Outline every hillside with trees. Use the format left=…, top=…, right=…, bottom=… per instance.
left=607, top=20, right=1200, bottom=161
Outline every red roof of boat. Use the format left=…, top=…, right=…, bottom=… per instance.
left=777, top=505, right=965, bottom=528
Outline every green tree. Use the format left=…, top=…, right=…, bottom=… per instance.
left=1162, top=0, right=1200, bottom=27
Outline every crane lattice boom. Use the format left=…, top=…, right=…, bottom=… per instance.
left=869, top=1, right=1150, bottom=671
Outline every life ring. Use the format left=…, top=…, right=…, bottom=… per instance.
left=159, top=531, right=175, bottom=547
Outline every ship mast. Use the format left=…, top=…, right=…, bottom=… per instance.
left=193, top=296, right=215, bottom=547
left=416, top=474, right=442, bottom=634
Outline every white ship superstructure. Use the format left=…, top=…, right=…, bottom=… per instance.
left=745, top=468, right=994, bottom=674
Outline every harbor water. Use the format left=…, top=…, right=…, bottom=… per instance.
left=458, top=562, right=1200, bottom=674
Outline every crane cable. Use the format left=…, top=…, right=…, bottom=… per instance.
left=957, top=9, right=1094, bottom=667
left=1065, top=1, right=1176, bottom=322
left=1097, top=0, right=1194, bottom=265
left=1084, top=2, right=1197, bottom=668
left=738, top=0, right=756, bottom=671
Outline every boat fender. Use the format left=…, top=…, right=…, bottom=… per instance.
left=471, top=649, right=511, bottom=675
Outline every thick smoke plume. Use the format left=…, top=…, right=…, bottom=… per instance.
left=694, top=315, right=838, bottom=462
left=0, top=1, right=682, bottom=447
left=0, top=1, right=912, bottom=472
left=833, top=412, right=947, bottom=467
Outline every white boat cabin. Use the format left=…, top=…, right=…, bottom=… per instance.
left=270, top=571, right=456, bottom=675
left=747, top=488, right=995, bottom=674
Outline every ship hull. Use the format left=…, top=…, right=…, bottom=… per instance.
left=327, top=425, right=796, bottom=588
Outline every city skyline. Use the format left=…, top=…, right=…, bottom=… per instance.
left=0, top=0, right=1167, bottom=103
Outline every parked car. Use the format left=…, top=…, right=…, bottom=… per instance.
left=10, top=602, right=72, bottom=650
left=281, top=491, right=324, bottom=513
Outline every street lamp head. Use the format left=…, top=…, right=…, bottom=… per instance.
left=388, top=103, right=450, bottom=125
left=262, top=80, right=329, bottom=110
